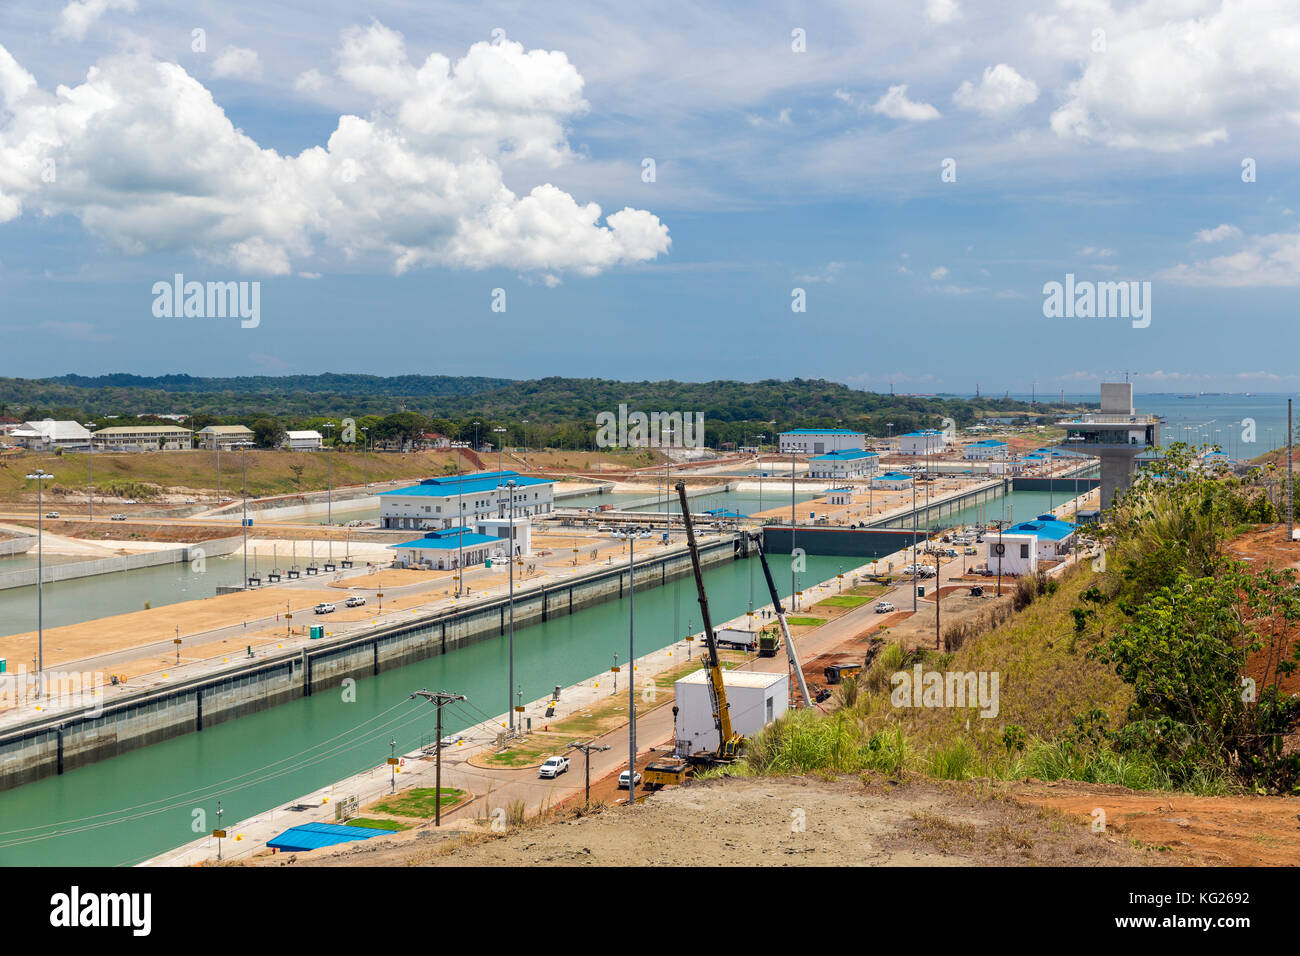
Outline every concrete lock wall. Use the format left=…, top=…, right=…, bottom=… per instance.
left=0, top=536, right=243, bottom=591
left=0, top=537, right=733, bottom=792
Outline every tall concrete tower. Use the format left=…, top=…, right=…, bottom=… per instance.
left=1057, top=383, right=1160, bottom=510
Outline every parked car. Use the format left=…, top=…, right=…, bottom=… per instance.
left=963, top=546, right=978, bottom=555
left=875, top=601, right=896, bottom=613
left=313, top=602, right=336, bottom=614
left=123, top=499, right=138, bottom=505
left=110, top=513, right=127, bottom=521
left=538, top=756, right=570, bottom=779
left=344, top=596, right=366, bottom=607
left=44, top=511, right=59, bottom=518
left=438, top=735, right=464, bottom=749
left=618, top=770, right=642, bottom=789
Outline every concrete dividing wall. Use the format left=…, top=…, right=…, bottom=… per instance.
left=870, top=481, right=1007, bottom=531
left=0, top=536, right=243, bottom=591
left=0, top=535, right=36, bottom=558
left=763, top=526, right=918, bottom=559
left=0, top=537, right=734, bottom=792
left=1011, top=476, right=1100, bottom=493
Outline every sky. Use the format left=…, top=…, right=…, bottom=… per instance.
left=1, top=0, right=1299, bottom=394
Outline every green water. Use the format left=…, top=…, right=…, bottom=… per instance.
left=0, top=552, right=847, bottom=867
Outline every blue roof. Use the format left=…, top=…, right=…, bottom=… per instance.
left=873, top=471, right=913, bottom=481
left=379, top=470, right=553, bottom=498
left=968, top=440, right=1008, bottom=447
left=901, top=430, right=942, bottom=437
left=392, top=533, right=500, bottom=550
left=1005, top=519, right=1076, bottom=541
left=809, top=449, right=878, bottom=461
left=703, top=508, right=747, bottom=518
left=267, top=822, right=386, bottom=853
left=782, top=428, right=864, bottom=435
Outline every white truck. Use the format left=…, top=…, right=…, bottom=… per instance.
left=538, top=755, right=570, bottom=779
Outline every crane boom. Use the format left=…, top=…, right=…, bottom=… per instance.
left=753, top=537, right=813, bottom=707
left=675, top=480, right=739, bottom=757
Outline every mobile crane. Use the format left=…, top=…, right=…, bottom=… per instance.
left=753, top=537, right=814, bottom=708
left=676, top=480, right=743, bottom=764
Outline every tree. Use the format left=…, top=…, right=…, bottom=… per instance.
left=251, top=418, right=286, bottom=449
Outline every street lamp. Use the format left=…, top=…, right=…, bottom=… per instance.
left=522, top=420, right=529, bottom=469
left=322, top=421, right=335, bottom=523
left=494, top=426, right=507, bottom=473
left=236, top=441, right=254, bottom=587
left=500, top=478, right=518, bottom=734
left=361, top=426, right=369, bottom=487
left=453, top=441, right=469, bottom=596
left=25, top=470, right=53, bottom=697
left=83, top=422, right=95, bottom=522
left=472, top=420, right=481, bottom=451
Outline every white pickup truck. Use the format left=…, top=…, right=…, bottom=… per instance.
left=538, top=755, right=570, bottom=779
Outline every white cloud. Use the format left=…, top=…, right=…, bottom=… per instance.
left=1194, top=224, right=1242, bottom=243
left=926, top=0, right=961, bottom=25
left=0, top=26, right=670, bottom=278
left=796, top=261, right=845, bottom=283
left=952, top=64, right=1038, bottom=117
left=870, top=85, right=940, bottom=122
left=1050, top=0, right=1300, bottom=151
left=930, top=266, right=948, bottom=280
left=1158, top=231, right=1300, bottom=286
left=40, top=320, right=112, bottom=342
left=294, top=69, right=327, bottom=93
left=1077, top=247, right=1117, bottom=257
left=212, top=47, right=262, bottom=81
left=55, top=0, right=136, bottom=42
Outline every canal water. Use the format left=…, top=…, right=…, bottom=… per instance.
left=0, top=552, right=848, bottom=867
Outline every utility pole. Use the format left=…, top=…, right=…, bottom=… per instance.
left=409, top=690, right=465, bottom=826
left=627, top=521, right=636, bottom=806
left=503, top=479, right=518, bottom=734
left=790, top=451, right=797, bottom=610
left=567, top=740, right=610, bottom=810
left=84, top=422, right=95, bottom=522
left=26, top=470, right=52, bottom=697
left=389, top=737, right=397, bottom=793
left=1289, top=399, right=1294, bottom=541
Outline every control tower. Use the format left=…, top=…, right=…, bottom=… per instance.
left=1057, top=383, right=1160, bottom=510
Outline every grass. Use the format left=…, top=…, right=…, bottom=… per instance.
left=786, top=616, right=827, bottom=627
left=817, top=594, right=874, bottom=609
left=346, top=817, right=413, bottom=831
left=367, top=787, right=465, bottom=818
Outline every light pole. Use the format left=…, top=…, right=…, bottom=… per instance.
left=494, top=426, right=507, bottom=473
left=237, top=441, right=253, bottom=587
left=791, top=450, right=797, bottom=610
left=912, top=471, right=919, bottom=612
left=472, top=420, right=481, bottom=451
left=522, top=420, right=529, bottom=469
left=627, top=509, right=636, bottom=807
left=755, top=433, right=766, bottom=515
left=26, top=470, right=53, bottom=697
left=83, top=422, right=95, bottom=521
left=361, top=426, right=369, bottom=487
left=322, top=421, right=335, bottom=524
left=502, top=478, right=518, bottom=734
left=454, top=441, right=468, bottom=596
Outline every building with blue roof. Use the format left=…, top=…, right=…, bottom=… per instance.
left=898, top=429, right=949, bottom=456
left=267, top=822, right=387, bottom=853
left=807, top=448, right=880, bottom=479
left=779, top=428, right=866, bottom=455
left=963, top=439, right=1009, bottom=460
left=872, top=471, right=913, bottom=489
left=379, top=470, right=554, bottom=532
left=984, top=516, right=1077, bottom=575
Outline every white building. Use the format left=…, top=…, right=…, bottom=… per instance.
left=378, top=470, right=554, bottom=532
left=988, top=458, right=1027, bottom=476
left=984, top=517, right=1076, bottom=575
left=872, top=471, right=913, bottom=490
left=197, top=425, right=255, bottom=450
left=963, top=439, right=1009, bottom=460
left=92, top=425, right=192, bottom=451
left=807, top=449, right=879, bottom=480
left=778, top=428, right=866, bottom=455
left=9, top=420, right=91, bottom=451
left=898, top=430, right=948, bottom=456
left=389, top=528, right=507, bottom=570
left=283, top=430, right=323, bottom=451
left=826, top=487, right=854, bottom=506
left=674, top=669, right=788, bottom=756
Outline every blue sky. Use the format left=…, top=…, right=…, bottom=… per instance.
left=2, top=0, right=1299, bottom=393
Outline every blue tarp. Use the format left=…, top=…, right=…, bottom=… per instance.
left=267, top=822, right=386, bottom=852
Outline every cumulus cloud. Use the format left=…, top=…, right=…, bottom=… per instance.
left=55, top=0, right=136, bottom=42
left=926, top=0, right=960, bottom=24
left=1050, top=0, right=1300, bottom=150
left=930, top=266, right=948, bottom=279
left=1195, top=224, right=1242, bottom=243
left=1158, top=231, right=1300, bottom=286
left=294, top=69, right=327, bottom=93
left=952, top=64, right=1038, bottom=117
left=870, top=85, right=940, bottom=121
left=0, top=25, right=670, bottom=278
left=212, top=47, right=262, bottom=80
